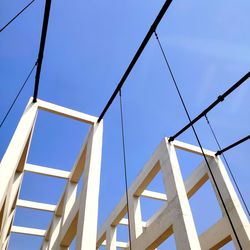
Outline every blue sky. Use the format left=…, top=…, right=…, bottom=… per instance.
left=0, top=0, right=249, bottom=249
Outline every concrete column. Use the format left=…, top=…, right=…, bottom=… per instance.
left=0, top=99, right=38, bottom=211
left=0, top=99, right=37, bottom=248
left=208, top=157, right=250, bottom=249
left=128, top=195, right=143, bottom=244
left=75, top=121, right=103, bottom=250
left=160, top=139, right=201, bottom=250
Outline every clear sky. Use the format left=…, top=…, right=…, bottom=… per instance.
left=0, top=0, right=249, bottom=249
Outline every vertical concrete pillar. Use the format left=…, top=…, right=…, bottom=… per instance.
left=128, top=195, right=143, bottom=244
left=75, top=121, right=103, bottom=250
left=160, top=139, right=201, bottom=250
left=209, top=157, right=250, bottom=249
left=0, top=99, right=38, bottom=211
left=0, top=99, right=37, bottom=248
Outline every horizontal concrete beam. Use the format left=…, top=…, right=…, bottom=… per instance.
left=141, top=190, right=167, bottom=201
left=25, top=164, right=70, bottom=179
left=97, top=143, right=210, bottom=246
left=11, top=226, right=46, bottom=237
left=102, top=240, right=128, bottom=248
left=119, top=218, right=146, bottom=228
left=37, top=99, right=97, bottom=124
left=96, top=140, right=164, bottom=247
left=172, top=139, right=215, bottom=157
left=16, top=199, right=56, bottom=212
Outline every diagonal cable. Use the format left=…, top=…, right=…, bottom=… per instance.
left=0, top=61, right=37, bottom=128
left=205, top=115, right=250, bottom=217
left=154, top=30, right=243, bottom=249
left=0, top=0, right=36, bottom=33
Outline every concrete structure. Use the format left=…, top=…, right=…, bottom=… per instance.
left=97, top=139, right=250, bottom=249
left=0, top=98, right=249, bottom=249
left=0, top=98, right=103, bottom=249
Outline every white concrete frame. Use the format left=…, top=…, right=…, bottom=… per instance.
left=0, top=98, right=103, bottom=250
left=97, top=138, right=250, bottom=250
left=0, top=98, right=249, bottom=250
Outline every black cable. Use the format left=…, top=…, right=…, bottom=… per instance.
left=205, top=115, right=250, bottom=217
left=154, top=30, right=243, bottom=249
left=216, top=135, right=250, bottom=156
left=119, top=89, right=132, bottom=249
left=97, top=0, right=173, bottom=123
left=0, top=0, right=36, bottom=33
left=154, top=31, right=191, bottom=125
left=33, top=0, right=52, bottom=102
left=169, top=71, right=250, bottom=141
left=0, top=61, right=37, bottom=128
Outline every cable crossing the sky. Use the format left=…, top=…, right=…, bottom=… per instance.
left=154, top=30, right=243, bottom=249
left=205, top=115, right=250, bottom=216
left=33, top=0, right=52, bottom=102
left=119, top=89, right=132, bottom=249
left=97, top=0, right=173, bottom=123
left=93, top=1, right=249, bottom=246
left=216, top=135, right=250, bottom=156
left=1, top=0, right=249, bottom=246
left=168, top=71, right=250, bottom=142
left=1, top=0, right=52, bottom=129
left=0, top=61, right=37, bottom=128
left=0, top=0, right=36, bottom=33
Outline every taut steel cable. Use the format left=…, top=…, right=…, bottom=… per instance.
left=0, top=61, right=37, bottom=128
left=119, top=89, right=132, bottom=249
left=97, top=0, right=173, bottom=122
left=0, top=0, right=36, bottom=33
left=205, top=115, right=250, bottom=216
left=154, top=30, right=243, bottom=249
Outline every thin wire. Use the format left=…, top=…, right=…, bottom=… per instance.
left=205, top=115, right=250, bottom=217
left=0, top=61, right=37, bottom=128
left=119, top=89, right=132, bottom=249
left=0, top=0, right=36, bottom=33
left=154, top=30, right=243, bottom=249
left=154, top=32, right=192, bottom=124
